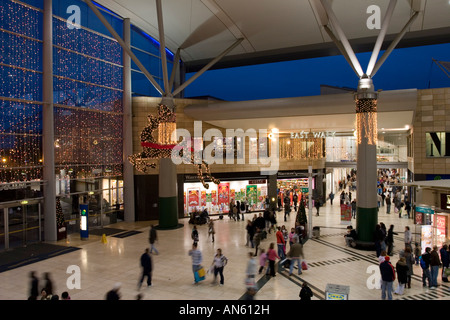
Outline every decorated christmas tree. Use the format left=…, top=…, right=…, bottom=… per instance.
left=56, top=197, right=66, bottom=240
left=296, top=198, right=307, bottom=225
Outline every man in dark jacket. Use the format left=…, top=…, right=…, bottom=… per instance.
left=379, top=256, right=396, bottom=300
left=440, top=244, right=449, bottom=282
left=421, top=247, right=432, bottom=288
left=138, top=248, right=153, bottom=289
left=430, top=246, right=441, bottom=289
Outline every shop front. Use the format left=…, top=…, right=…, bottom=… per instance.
left=414, top=193, right=450, bottom=250
left=183, top=176, right=268, bottom=216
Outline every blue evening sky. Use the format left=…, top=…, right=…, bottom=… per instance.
left=184, top=43, right=450, bottom=101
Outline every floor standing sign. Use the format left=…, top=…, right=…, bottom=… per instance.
left=80, top=204, right=89, bottom=240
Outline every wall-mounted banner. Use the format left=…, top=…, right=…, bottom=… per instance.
left=426, top=132, right=450, bottom=157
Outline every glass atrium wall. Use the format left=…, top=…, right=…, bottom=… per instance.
left=1, top=0, right=173, bottom=240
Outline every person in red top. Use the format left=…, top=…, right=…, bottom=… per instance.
left=276, top=227, right=286, bottom=259
left=266, top=243, right=280, bottom=277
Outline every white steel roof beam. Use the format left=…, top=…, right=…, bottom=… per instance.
left=366, top=0, right=397, bottom=77
left=85, top=0, right=164, bottom=95
left=156, top=0, right=170, bottom=95
left=319, top=0, right=364, bottom=78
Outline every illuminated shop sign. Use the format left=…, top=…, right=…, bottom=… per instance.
left=290, top=131, right=336, bottom=139
left=426, top=132, right=450, bottom=157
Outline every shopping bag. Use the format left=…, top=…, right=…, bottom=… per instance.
left=194, top=267, right=206, bottom=282
left=301, top=261, right=308, bottom=270
left=245, top=276, right=256, bottom=289
left=197, top=266, right=206, bottom=278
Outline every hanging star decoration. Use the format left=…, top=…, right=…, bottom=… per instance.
left=128, top=104, right=220, bottom=189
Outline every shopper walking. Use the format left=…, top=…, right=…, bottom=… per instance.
left=245, top=252, right=258, bottom=290
left=379, top=256, right=396, bottom=300
left=208, top=219, right=215, bottom=243
left=400, top=246, right=415, bottom=288
left=440, top=244, right=449, bottom=282
left=191, top=225, right=199, bottom=245
left=253, top=227, right=262, bottom=257
left=188, top=242, right=203, bottom=284
left=29, top=271, right=39, bottom=300
left=421, top=247, right=432, bottom=288
left=258, top=249, right=268, bottom=274
left=404, top=226, right=412, bottom=250
left=211, top=248, right=228, bottom=286
left=266, top=243, right=280, bottom=277
left=106, top=283, right=121, bottom=300
left=287, top=237, right=304, bottom=276
left=385, top=194, right=391, bottom=214
left=276, top=227, right=286, bottom=260
left=394, top=257, right=409, bottom=295
left=328, top=191, right=334, bottom=205
left=149, top=225, right=159, bottom=255
left=385, top=224, right=398, bottom=256
left=246, top=220, right=255, bottom=248
left=43, top=272, right=54, bottom=296
left=299, top=282, right=313, bottom=301
left=351, top=199, right=356, bottom=219
left=430, top=245, right=441, bottom=289
left=138, top=248, right=153, bottom=289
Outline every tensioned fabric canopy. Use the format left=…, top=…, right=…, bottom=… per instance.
left=95, top=0, right=450, bottom=72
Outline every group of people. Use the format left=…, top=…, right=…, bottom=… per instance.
left=378, top=243, right=449, bottom=300
left=28, top=271, right=70, bottom=300
left=374, top=223, right=413, bottom=257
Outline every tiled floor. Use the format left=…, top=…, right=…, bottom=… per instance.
left=1, top=197, right=449, bottom=301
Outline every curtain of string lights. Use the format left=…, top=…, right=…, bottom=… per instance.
left=52, top=14, right=124, bottom=179
left=0, top=0, right=43, bottom=183
left=0, top=0, right=125, bottom=184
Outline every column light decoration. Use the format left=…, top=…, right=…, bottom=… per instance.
left=355, top=77, right=378, bottom=146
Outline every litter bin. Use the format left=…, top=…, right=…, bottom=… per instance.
left=325, top=284, right=350, bottom=300
left=312, top=226, right=320, bottom=238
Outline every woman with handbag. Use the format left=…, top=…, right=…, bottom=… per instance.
left=211, top=248, right=228, bottom=286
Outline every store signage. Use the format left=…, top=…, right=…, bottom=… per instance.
left=415, top=212, right=423, bottom=225
left=301, top=187, right=309, bottom=193
left=0, top=182, right=27, bottom=191
left=249, top=179, right=266, bottom=185
left=440, top=194, right=450, bottom=210
left=290, top=131, right=336, bottom=139
left=426, top=132, right=450, bottom=157
left=80, top=204, right=89, bottom=239
left=415, top=206, right=434, bottom=215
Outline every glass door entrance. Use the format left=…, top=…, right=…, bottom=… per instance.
left=0, top=201, right=42, bottom=250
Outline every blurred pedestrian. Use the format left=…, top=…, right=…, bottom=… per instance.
left=106, top=283, right=121, bottom=300
left=138, top=248, right=153, bottom=289
left=29, top=271, right=39, bottom=300
left=149, top=225, right=159, bottom=255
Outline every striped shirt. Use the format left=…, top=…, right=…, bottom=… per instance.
left=189, top=249, right=203, bottom=265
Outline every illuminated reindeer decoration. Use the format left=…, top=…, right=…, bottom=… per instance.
left=128, top=104, right=220, bottom=189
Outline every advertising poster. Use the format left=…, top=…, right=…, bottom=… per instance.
left=436, top=215, right=447, bottom=248
left=218, top=182, right=230, bottom=205
left=184, top=191, right=186, bottom=215
left=206, top=192, right=212, bottom=203
left=188, top=189, right=200, bottom=211
left=201, top=190, right=206, bottom=206
left=211, top=190, right=217, bottom=205
left=246, top=185, right=257, bottom=205
left=421, top=225, right=432, bottom=251
left=230, top=189, right=235, bottom=201
left=340, top=204, right=352, bottom=225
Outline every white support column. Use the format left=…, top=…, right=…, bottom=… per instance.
left=42, top=0, right=57, bottom=241
left=122, top=18, right=135, bottom=222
